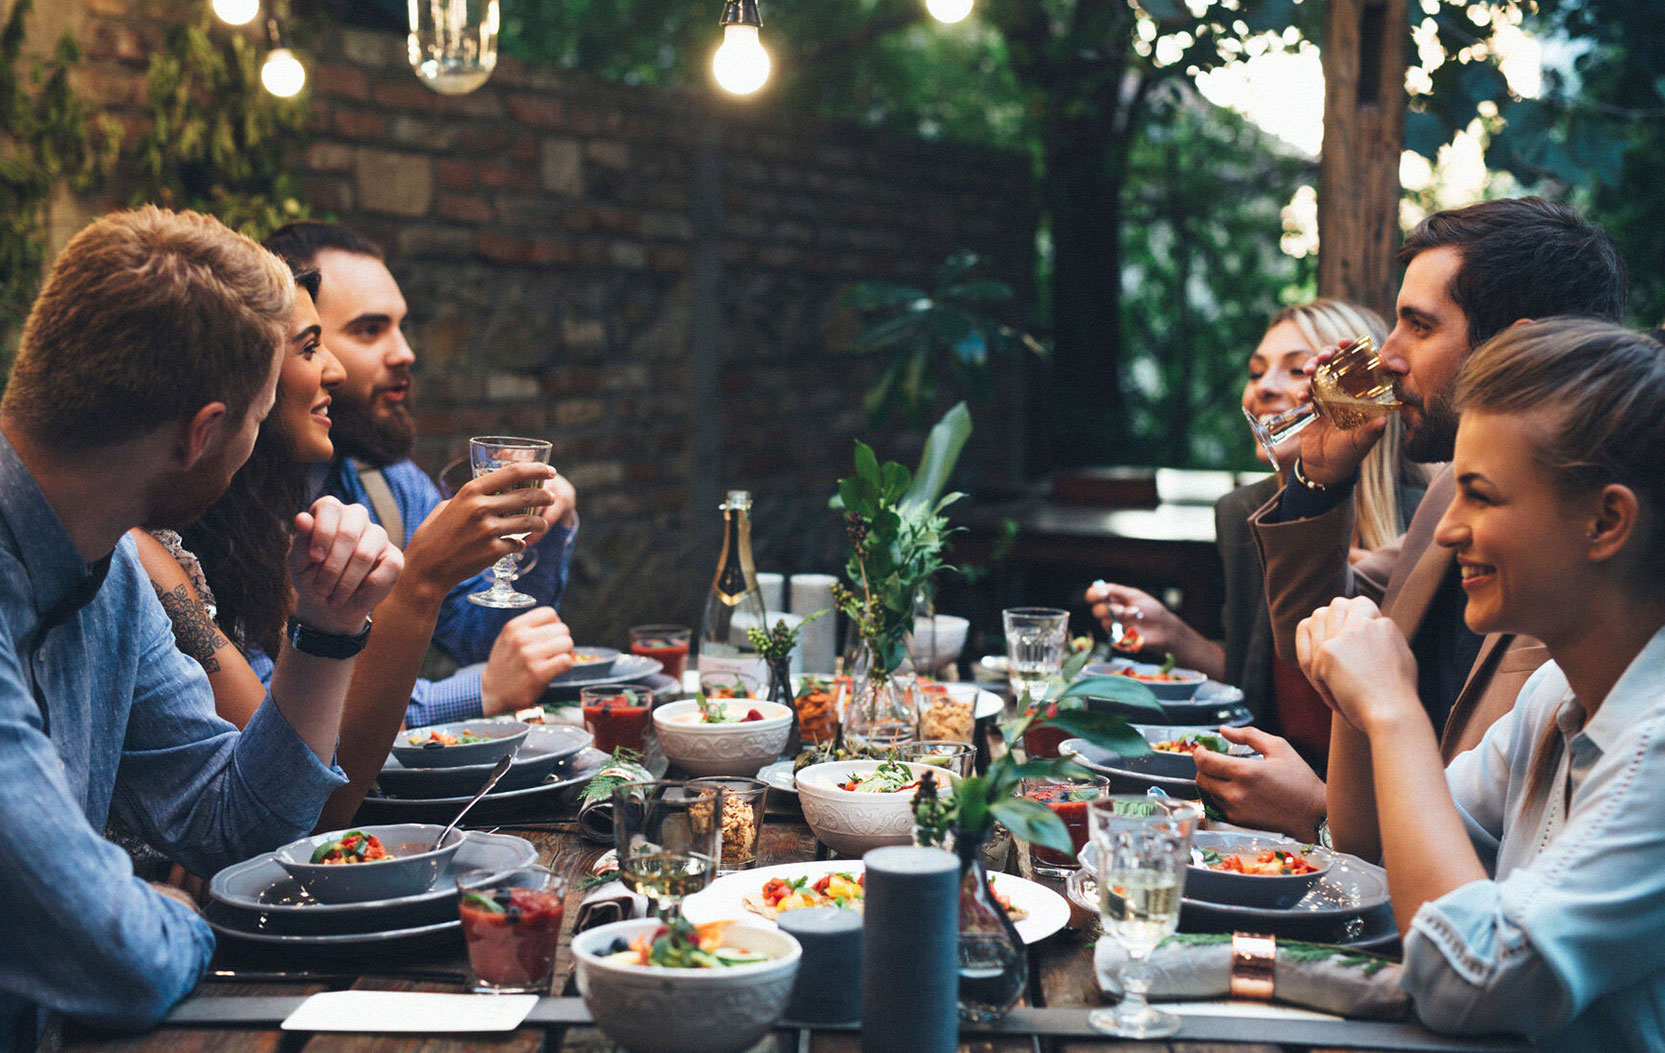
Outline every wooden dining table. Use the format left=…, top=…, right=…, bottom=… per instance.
left=59, top=726, right=1528, bottom=1053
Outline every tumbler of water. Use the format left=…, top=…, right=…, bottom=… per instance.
left=1002, top=606, right=1069, bottom=704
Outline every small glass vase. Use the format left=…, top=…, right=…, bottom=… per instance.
left=766, top=654, right=799, bottom=756
left=955, top=834, right=1027, bottom=1023
left=842, top=640, right=916, bottom=752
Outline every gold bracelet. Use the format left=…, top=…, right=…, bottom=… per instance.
left=1291, top=458, right=1329, bottom=492
left=1229, top=932, right=1277, bottom=1001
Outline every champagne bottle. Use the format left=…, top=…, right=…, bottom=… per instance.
left=697, top=490, right=768, bottom=695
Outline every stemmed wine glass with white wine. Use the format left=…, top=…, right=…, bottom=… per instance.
left=466, top=435, right=551, bottom=609
left=613, top=781, right=724, bottom=920
left=1086, top=795, right=1203, bottom=1039
left=1242, top=335, right=1404, bottom=469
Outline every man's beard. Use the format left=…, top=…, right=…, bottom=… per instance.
left=329, top=389, right=415, bottom=468
left=1402, top=389, right=1460, bottom=464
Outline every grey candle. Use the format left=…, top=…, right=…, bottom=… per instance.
left=861, top=845, right=958, bottom=1053
left=777, top=906, right=862, bottom=1024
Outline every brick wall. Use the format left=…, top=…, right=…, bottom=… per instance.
left=59, top=0, right=1038, bottom=645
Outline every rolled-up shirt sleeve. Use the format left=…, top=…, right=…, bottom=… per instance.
left=1403, top=701, right=1665, bottom=1038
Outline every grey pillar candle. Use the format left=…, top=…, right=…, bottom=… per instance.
left=861, top=845, right=959, bottom=1053
left=777, top=906, right=862, bottom=1024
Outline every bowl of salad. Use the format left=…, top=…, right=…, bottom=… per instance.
left=573, top=917, right=801, bottom=1053
left=1185, top=831, right=1334, bottom=909
left=1112, top=658, right=1209, bottom=701
left=1129, top=724, right=1259, bottom=779
left=794, top=757, right=960, bottom=857
left=389, top=719, right=530, bottom=769
left=272, top=823, right=466, bottom=903
left=652, top=697, right=793, bottom=777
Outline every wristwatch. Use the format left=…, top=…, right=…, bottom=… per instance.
left=286, top=616, right=372, bottom=660
left=1315, top=814, right=1334, bottom=850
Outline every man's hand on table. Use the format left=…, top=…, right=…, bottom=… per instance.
left=481, top=606, right=576, bottom=716
left=1193, top=725, right=1327, bottom=842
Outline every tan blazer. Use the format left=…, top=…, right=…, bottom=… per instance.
left=1249, top=465, right=1547, bottom=760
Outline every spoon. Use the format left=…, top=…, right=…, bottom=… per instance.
left=430, top=752, right=515, bottom=851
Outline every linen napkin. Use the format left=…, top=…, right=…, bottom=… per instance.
left=573, top=850, right=649, bottom=932
left=575, top=754, right=657, bottom=843
left=1094, top=932, right=1409, bottom=1020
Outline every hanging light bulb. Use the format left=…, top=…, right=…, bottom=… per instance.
left=212, top=0, right=261, bottom=26
left=261, top=47, right=306, bottom=96
left=926, top=0, right=973, bottom=24
left=713, top=0, right=769, bottom=96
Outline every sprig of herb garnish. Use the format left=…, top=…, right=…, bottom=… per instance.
left=578, top=747, right=648, bottom=805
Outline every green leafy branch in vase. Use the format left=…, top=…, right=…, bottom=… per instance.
left=830, top=402, right=972, bottom=677
left=914, top=649, right=1168, bottom=860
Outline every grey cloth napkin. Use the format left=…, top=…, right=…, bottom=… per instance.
left=575, top=758, right=657, bottom=843
left=573, top=850, right=649, bottom=932
left=1095, top=934, right=1409, bottom=1020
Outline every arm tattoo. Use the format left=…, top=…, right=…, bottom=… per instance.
left=153, top=582, right=230, bottom=674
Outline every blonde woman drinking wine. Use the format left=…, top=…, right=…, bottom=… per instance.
left=1301, top=319, right=1665, bottom=1047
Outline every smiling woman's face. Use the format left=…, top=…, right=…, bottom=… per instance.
left=1242, top=320, right=1316, bottom=466
left=278, top=288, right=345, bottom=464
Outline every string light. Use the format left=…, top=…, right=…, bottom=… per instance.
left=260, top=17, right=305, bottom=98
left=713, top=0, right=769, bottom=96
left=211, top=0, right=261, bottom=26
left=926, top=0, right=973, bottom=23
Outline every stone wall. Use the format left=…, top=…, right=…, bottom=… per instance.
left=56, top=0, right=1039, bottom=644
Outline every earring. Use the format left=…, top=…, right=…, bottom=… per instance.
left=1587, top=527, right=1601, bottom=541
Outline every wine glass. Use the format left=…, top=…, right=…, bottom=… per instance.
left=1242, top=335, right=1404, bottom=469
left=1086, top=795, right=1202, bottom=1038
left=466, top=435, right=552, bottom=609
left=613, top=781, right=724, bottom=920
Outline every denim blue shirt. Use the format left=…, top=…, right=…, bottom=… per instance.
left=0, top=433, right=347, bottom=1050
left=1403, top=625, right=1665, bottom=1048
left=310, top=457, right=575, bottom=727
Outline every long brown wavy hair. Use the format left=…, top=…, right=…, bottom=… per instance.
left=176, top=264, right=321, bottom=658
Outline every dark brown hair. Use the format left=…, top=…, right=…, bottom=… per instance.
left=2, top=207, right=292, bottom=448
left=262, top=220, right=385, bottom=269
left=1398, top=197, right=1626, bottom=349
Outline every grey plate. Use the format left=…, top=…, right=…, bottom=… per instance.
left=1111, top=662, right=1210, bottom=701
left=1126, top=724, right=1259, bottom=780
left=551, top=645, right=620, bottom=682
left=390, top=719, right=530, bottom=769
left=205, top=901, right=463, bottom=951
left=538, top=653, right=663, bottom=699
left=354, top=747, right=609, bottom=824
left=376, top=726, right=590, bottom=798
left=209, top=831, right=538, bottom=934
left=1072, top=681, right=1253, bottom=727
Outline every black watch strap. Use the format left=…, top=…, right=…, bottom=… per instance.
left=286, top=616, right=372, bottom=659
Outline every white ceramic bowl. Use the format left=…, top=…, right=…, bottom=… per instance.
left=572, top=918, right=801, bottom=1053
left=271, top=823, right=465, bottom=904
left=794, top=760, right=960, bottom=857
left=652, top=699, right=793, bottom=777
left=909, top=614, right=970, bottom=668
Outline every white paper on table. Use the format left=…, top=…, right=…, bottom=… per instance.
left=282, top=991, right=538, bottom=1032
left=1159, top=999, right=1343, bottom=1022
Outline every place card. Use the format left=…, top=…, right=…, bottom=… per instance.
left=282, top=991, right=538, bottom=1033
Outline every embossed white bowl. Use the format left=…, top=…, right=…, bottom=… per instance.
left=652, top=699, right=793, bottom=777
left=794, top=760, right=961, bottom=857
left=573, top=918, right=801, bottom=1053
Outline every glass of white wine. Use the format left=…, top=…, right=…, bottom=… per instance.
left=1242, top=335, right=1404, bottom=469
left=1086, top=795, right=1203, bottom=1038
left=466, top=435, right=551, bottom=609
left=408, top=0, right=500, bottom=95
left=613, top=781, right=724, bottom=920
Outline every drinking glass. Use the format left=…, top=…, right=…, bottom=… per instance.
left=580, top=684, right=653, bottom=754
left=613, top=781, right=723, bottom=919
left=1002, top=607, right=1069, bottom=703
left=466, top=436, right=552, bottom=609
left=898, top=740, right=976, bottom=777
left=1242, top=335, right=1403, bottom=469
left=688, top=776, right=769, bottom=872
left=1019, top=774, right=1110, bottom=878
left=408, top=0, right=500, bottom=95
left=629, top=624, right=692, bottom=682
left=1086, top=796, right=1203, bottom=1038
left=457, top=865, right=567, bottom=994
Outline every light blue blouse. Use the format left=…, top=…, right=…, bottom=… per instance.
left=1403, top=625, right=1665, bottom=1049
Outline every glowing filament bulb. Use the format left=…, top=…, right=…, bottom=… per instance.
left=713, top=24, right=770, bottom=95
left=927, top=0, right=973, bottom=24
left=212, top=0, right=261, bottom=26
left=261, top=47, right=307, bottom=98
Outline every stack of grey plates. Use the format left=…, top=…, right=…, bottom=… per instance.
left=358, top=723, right=603, bottom=825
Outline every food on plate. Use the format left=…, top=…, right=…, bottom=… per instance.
left=600, top=917, right=773, bottom=968
left=570, top=651, right=606, bottom=664
left=791, top=740, right=880, bottom=774
left=1197, top=847, right=1321, bottom=875
left=985, top=878, right=1029, bottom=922
left=459, top=885, right=565, bottom=985
left=309, top=830, right=391, bottom=864
left=705, top=681, right=752, bottom=699
left=793, top=676, right=843, bottom=744
left=1151, top=734, right=1229, bottom=755
left=407, top=728, right=492, bottom=747
left=835, top=756, right=921, bottom=793
left=1114, top=654, right=1193, bottom=683
left=918, top=684, right=974, bottom=743
left=744, top=870, right=866, bottom=919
